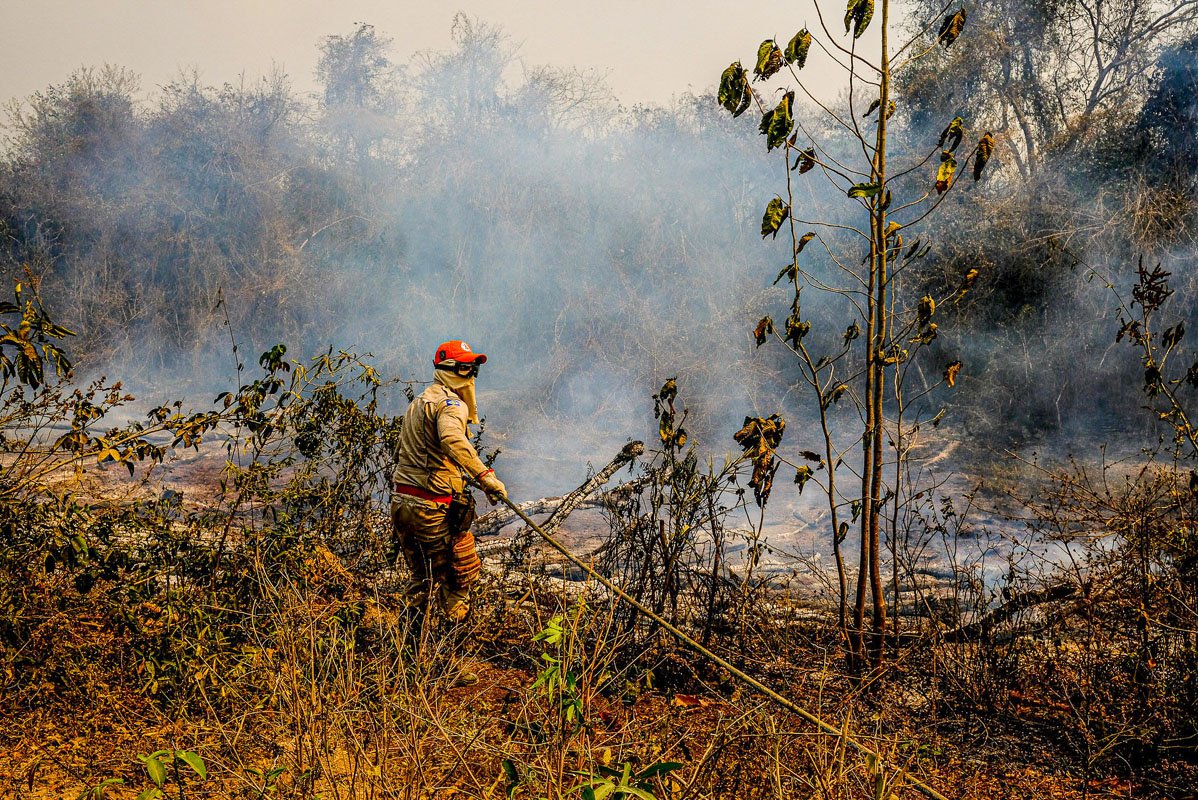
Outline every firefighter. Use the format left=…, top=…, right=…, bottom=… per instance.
left=391, top=340, right=506, bottom=624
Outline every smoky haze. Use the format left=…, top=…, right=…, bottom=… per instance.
left=1, top=17, right=842, bottom=501
left=1, top=11, right=1189, bottom=508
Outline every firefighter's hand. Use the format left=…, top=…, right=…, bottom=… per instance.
left=477, top=470, right=506, bottom=505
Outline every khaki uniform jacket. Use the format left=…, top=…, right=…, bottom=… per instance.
left=392, top=383, right=488, bottom=497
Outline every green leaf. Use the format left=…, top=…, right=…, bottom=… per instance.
left=761, top=197, right=790, bottom=238
left=844, top=0, right=875, bottom=38
left=637, top=762, right=684, bottom=780
left=754, top=40, right=784, bottom=80
left=142, top=755, right=166, bottom=788
left=938, top=8, right=967, bottom=47
left=759, top=92, right=794, bottom=151
left=134, top=789, right=164, bottom=800
left=177, top=751, right=207, bottom=780
left=784, top=29, right=813, bottom=69
left=847, top=182, right=882, bottom=199
left=718, top=62, right=752, bottom=117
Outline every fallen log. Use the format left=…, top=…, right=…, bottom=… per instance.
left=476, top=441, right=644, bottom=557
left=898, top=582, right=1081, bottom=643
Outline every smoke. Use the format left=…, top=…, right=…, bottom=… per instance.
left=2, top=15, right=1192, bottom=514
left=0, top=21, right=838, bottom=501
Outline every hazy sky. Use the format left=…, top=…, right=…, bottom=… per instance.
left=2, top=0, right=859, bottom=108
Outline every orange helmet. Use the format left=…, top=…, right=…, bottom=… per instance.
left=434, top=340, right=487, bottom=367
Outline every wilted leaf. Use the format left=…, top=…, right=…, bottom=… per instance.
left=794, top=465, right=814, bottom=492
left=734, top=414, right=787, bottom=506
left=797, top=231, right=816, bottom=253
left=1145, top=363, right=1164, bottom=396
left=1163, top=322, right=1186, bottom=350
left=935, top=151, right=957, bottom=194
left=938, top=8, right=967, bottom=48
left=785, top=315, right=811, bottom=347
left=863, top=99, right=896, bottom=119
left=658, top=378, right=677, bottom=404
left=918, top=295, right=936, bottom=327
left=938, top=116, right=965, bottom=152
left=794, top=147, right=817, bottom=173
left=773, top=263, right=798, bottom=286
left=973, top=132, right=995, bottom=180
left=844, top=322, right=861, bottom=344
left=848, top=182, right=883, bottom=199
left=785, top=29, right=813, bottom=69
left=754, top=40, right=785, bottom=80
left=911, top=322, right=939, bottom=344
left=944, top=360, right=962, bottom=387
left=850, top=499, right=862, bottom=522
left=800, top=450, right=822, bottom=462
left=1132, top=260, right=1174, bottom=314
left=718, top=62, right=752, bottom=117
left=836, top=521, right=849, bottom=543
left=760, top=92, right=795, bottom=151
left=673, top=693, right=712, bottom=708
left=753, top=316, right=775, bottom=346
left=831, top=383, right=849, bottom=403
left=761, top=197, right=790, bottom=238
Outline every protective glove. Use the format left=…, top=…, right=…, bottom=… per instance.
left=477, top=470, right=506, bottom=505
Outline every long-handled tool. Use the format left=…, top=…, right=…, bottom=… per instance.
left=485, top=487, right=951, bottom=800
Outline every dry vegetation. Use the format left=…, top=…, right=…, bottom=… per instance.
left=3, top=3, right=1198, bottom=798
left=0, top=318, right=1196, bottom=799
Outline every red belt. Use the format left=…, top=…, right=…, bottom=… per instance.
left=394, top=483, right=452, bottom=505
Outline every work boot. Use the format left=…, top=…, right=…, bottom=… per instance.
left=401, top=578, right=431, bottom=608
left=452, top=668, right=479, bottom=687
left=440, top=585, right=471, bottom=622
left=451, top=659, right=482, bottom=687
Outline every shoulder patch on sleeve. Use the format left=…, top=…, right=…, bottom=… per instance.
left=444, top=398, right=462, bottom=407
